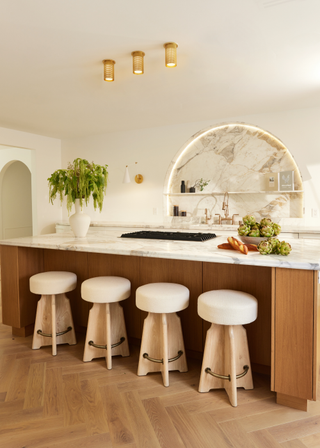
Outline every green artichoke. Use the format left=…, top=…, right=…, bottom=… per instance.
left=237, top=224, right=250, bottom=236
left=248, top=228, right=260, bottom=237
left=258, top=240, right=273, bottom=255
left=243, top=215, right=256, bottom=226
left=260, top=225, right=275, bottom=238
left=260, top=218, right=272, bottom=227
left=279, top=241, right=292, bottom=256
left=272, top=223, right=281, bottom=236
left=269, top=238, right=281, bottom=254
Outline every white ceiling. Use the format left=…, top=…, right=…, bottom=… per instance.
left=0, top=0, right=319, bottom=139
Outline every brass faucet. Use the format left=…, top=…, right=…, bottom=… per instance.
left=221, top=192, right=232, bottom=224
left=205, top=208, right=211, bottom=224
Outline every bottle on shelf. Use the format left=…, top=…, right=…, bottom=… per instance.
left=180, top=180, right=186, bottom=193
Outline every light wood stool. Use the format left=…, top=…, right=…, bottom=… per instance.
left=197, top=289, right=258, bottom=407
left=136, top=282, right=189, bottom=387
left=81, top=276, right=131, bottom=369
left=30, top=271, right=77, bottom=356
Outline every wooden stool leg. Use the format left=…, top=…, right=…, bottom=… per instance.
left=199, top=323, right=225, bottom=393
left=224, top=325, right=237, bottom=407
left=51, top=294, right=57, bottom=356
left=105, top=303, right=112, bottom=369
left=161, top=313, right=169, bottom=387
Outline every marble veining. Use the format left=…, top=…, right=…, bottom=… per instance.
left=164, top=122, right=303, bottom=223
left=1, top=228, right=320, bottom=271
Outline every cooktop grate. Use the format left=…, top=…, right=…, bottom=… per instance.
left=120, top=230, right=216, bottom=242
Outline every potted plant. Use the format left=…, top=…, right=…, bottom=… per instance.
left=193, top=178, right=210, bottom=192
left=48, top=158, right=108, bottom=237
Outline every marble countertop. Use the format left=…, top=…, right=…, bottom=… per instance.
left=2, top=228, right=320, bottom=271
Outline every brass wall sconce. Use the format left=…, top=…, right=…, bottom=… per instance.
left=103, top=59, right=116, bottom=82
left=164, top=42, right=178, bottom=67
left=131, top=51, right=145, bottom=75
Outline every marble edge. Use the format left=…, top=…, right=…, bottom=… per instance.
left=1, top=235, right=319, bottom=271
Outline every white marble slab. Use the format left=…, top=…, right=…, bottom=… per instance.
left=2, top=228, right=320, bottom=271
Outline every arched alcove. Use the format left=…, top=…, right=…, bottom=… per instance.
left=164, top=122, right=303, bottom=224
left=0, top=161, right=33, bottom=239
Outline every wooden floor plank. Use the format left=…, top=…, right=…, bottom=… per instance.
left=299, top=431, right=320, bottom=447
left=23, top=362, right=46, bottom=409
left=166, top=404, right=233, bottom=448
left=49, top=432, right=113, bottom=448
left=219, top=419, right=260, bottom=448
left=268, top=415, right=320, bottom=443
left=143, top=396, right=185, bottom=448
left=280, top=440, right=309, bottom=448
left=100, top=384, right=135, bottom=446
left=43, top=367, right=64, bottom=417
left=62, top=373, right=86, bottom=427
left=81, top=378, right=109, bottom=436
left=0, top=354, right=16, bottom=393
left=5, top=357, right=31, bottom=402
left=248, top=428, right=283, bottom=447
left=122, top=390, right=162, bottom=448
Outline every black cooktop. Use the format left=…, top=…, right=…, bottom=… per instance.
left=120, top=230, right=217, bottom=242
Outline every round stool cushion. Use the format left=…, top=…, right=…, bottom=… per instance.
left=81, top=276, right=131, bottom=303
left=30, top=271, right=77, bottom=295
left=136, top=283, right=189, bottom=313
left=198, top=289, right=258, bottom=325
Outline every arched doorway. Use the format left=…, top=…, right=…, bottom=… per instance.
left=0, top=161, right=33, bottom=239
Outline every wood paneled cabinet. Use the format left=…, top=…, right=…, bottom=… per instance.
left=1, top=244, right=318, bottom=411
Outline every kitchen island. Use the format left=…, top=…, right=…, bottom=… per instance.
left=1, top=228, right=320, bottom=411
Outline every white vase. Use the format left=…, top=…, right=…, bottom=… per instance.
left=69, top=199, right=91, bottom=238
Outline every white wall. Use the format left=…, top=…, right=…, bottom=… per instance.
left=61, top=105, right=320, bottom=227
left=0, top=127, right=62, bottom=235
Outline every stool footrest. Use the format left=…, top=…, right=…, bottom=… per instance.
left=88, top=336, right=125, bottom=350
left=37, top=326, right=73, bottom=338
left=143, top=350, right=183, bottom=364
left=205, top=364, right=249, bottom=382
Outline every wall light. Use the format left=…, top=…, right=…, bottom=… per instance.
left=123, top=163, right=144, bottom=184
left=103, top=59, right=115, bottom=82
left=131, top=51, right=145, bottom=74
left=164, top=42, right=178, bottom=67
left=123, top=165, right=131, bottom=183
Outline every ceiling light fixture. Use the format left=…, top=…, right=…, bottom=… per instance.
left=103, top=59, right=115, bottom=82
left=131, top=51, right=145, bottom=75
left=164, top=42, right=178, bottom=67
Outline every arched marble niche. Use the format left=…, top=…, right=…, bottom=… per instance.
left=164, top=122, right=303, bottom=224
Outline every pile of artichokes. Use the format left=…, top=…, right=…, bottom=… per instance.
left=237, top=215, right=292, bottom=256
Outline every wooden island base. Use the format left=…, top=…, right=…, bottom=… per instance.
left=1, top=245, right=319, bottom=411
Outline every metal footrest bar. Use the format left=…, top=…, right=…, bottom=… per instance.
left=88, top=337, right=125, bottom=350
left=205, top=365, right=249, bottom=382
left=37, top=326, right=72, bottom=338
left=143, top=350, right=183, bottom=364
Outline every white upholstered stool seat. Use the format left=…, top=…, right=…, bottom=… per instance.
left=198, top=289, right=258, bottom=407
left=136, top=282, right=189, bottom=387
left=81, top=276, right=131, bottom=369
left=30, top=271, right=77, bottom=356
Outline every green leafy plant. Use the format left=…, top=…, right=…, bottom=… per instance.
left=48, top=158, right=108, bottom=214
left=194, top=178, right=210, bottom=191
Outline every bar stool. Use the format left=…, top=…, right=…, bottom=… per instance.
left=136, top=282, right=189, bottom=387
left=81, top=276, right=131, bottom=369
left=197, top=289, right=258, bottom=407
left=30, top=271, right=77, bottom=356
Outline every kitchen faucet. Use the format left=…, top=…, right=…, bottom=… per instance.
left=215, top=192, right=240, bottom=225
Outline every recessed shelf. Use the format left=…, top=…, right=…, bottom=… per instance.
left=164, top=191, right=303, bottom=195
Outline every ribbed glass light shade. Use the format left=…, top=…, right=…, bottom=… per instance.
left=131, top=51, right=145, bottom=74
left=103, top=59, right=115, bottom=82
left=164, top=42, right=178, bottom=67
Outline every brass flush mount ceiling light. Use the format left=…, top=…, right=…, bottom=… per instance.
left=131, top=51, right=145, bottom=74
left=103, top=59, right=115, bottom=82
left=164, top=42, right=178, bottom=67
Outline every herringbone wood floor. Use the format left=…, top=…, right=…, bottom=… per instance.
left=1, top=320, right=320, bottom=448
